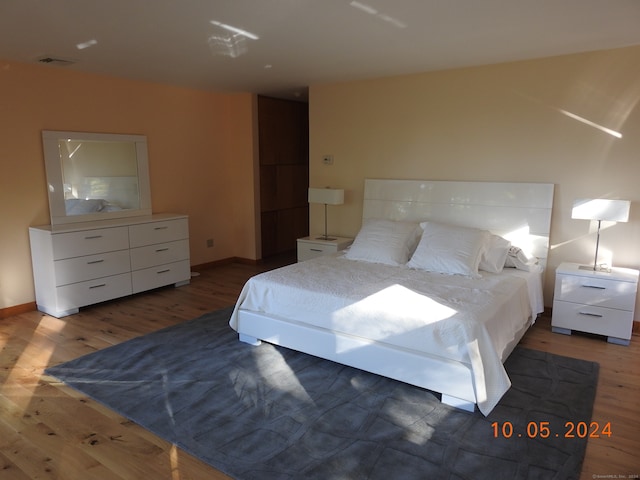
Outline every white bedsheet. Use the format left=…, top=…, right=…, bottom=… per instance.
left=229, top=254, right=543, bottom=415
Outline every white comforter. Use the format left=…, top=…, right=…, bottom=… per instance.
left=229, top=254, right=543, bottom=415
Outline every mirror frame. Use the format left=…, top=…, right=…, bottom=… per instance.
left=42, top=130, right=152, bottom=226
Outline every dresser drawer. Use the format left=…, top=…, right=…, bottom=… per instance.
left=56, top=273, right=133, bottom=310
left=130, top=239, right=189, bottom=271
left=52, top=227, right=129, bottom=259
left=554, top=274, right=636, bottom=311
left=131, top=260, right=190, bottom=293
left=54, top=250, right=131, bottom=286
left=129, top=218, right=188, bottom=248
left=552, top=300, right=633, bottom=340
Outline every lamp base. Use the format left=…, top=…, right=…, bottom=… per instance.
left=315, top=235, right=337, bottom=241
left=578, top=264, right=611, bottom=273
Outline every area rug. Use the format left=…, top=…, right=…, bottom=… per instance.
left=45, top=307, right=598, bottom=480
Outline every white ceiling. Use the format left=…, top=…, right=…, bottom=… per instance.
left=2, top=0, right=640, bottom=100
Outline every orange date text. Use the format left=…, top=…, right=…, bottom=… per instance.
left=491, top=421, right=612, bottom=439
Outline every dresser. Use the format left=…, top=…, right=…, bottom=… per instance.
left=29, top=213, right=190, bottom=318
left=551, top=262, right=638, bottom=345
left=296, top=236, right=353, bottom=262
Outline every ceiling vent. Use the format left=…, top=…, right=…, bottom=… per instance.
left=36, top=56, right=76, bottom=66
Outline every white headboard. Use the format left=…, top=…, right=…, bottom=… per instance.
left=363, top=179, right=555, bottom=267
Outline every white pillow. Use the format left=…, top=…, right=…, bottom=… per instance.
left=344, top=219, right=421, bottom=266
left=479, top=234, right=511, bottom=273
left=407, top=222, right=489, bottom=277
left=64, top=198, right=107, bottom=214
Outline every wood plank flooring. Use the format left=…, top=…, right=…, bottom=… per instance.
left=1, top=257, right=638, bottom=479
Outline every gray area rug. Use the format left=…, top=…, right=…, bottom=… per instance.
left=46, top=307, right=598, bottom=479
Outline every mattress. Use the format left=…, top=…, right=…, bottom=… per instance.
left=230, top=253, right=543, bottom=414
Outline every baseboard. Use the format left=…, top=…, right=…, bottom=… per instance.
left=191, top=253, right=295, bottom=271
left=0, top=302, right=37, bottom=319
left=192, top=257, right=236, bottom=271
left=235, top=257, right=261, bottom=265
left=191, top=257, right=260, bottom=272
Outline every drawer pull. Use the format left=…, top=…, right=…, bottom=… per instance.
left=86, top=259, right=105, bottom=265
left=157, top=269, right=171, bottom=274
left=581, top=284, right=605, bottom=290
left=310, top=248, right=323, bottom=252
left=154, top=226, right=169, bottom=230
left=579, top=311, right=603, bottom=318
left=84, top=235, right=103, bottom=240
left=155, top=248, right=170, bottom=252
left=89, top=283, right=106, bottom=289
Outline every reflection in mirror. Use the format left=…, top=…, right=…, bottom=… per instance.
left=59, top=139, right=140, bottom=215
left=42, top=131, right=152, bottom=226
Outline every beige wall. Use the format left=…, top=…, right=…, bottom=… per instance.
left=309, top=45, right=640, bottom=315
left=0, top=60, right=258, bottom=310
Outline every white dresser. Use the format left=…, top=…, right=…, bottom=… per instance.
left=29, top=213, right=190, bottom=318
left=296, top=236, right=353, bottom=262
left=552, top=262, right=638, bottom=345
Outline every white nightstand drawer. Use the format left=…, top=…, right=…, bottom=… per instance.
left=55, top=249, right=131, bottom=286
left=56, top=273, right=133, bottom=310
left=129, top=218, right=188, bottom=248
left=298, top=242, right=335, bottom=259
left=130, top=239, right=189, bottom=271
left=552, top=300, right=633, bottom=340
left=555, top=274, right=636, bottom=311
left=297, top=236, right=353, bottom=262
left=52, top=226, right=129, bottom=259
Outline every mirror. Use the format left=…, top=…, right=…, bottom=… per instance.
left=42, top=130, right=152, bottom=226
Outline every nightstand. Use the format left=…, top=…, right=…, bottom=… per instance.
left=552, top=262, right=639, bottom=345
left=296, top=236, right=353, bottom=262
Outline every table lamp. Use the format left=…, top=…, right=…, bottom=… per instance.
left=571, top=198, right=630, bottom=271
left=308, top=187, right=344, bottom=241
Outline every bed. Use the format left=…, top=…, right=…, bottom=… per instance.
left=230, top=179, right=555, bottom=415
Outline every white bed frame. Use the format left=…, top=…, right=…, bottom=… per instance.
left=237, top=179, right=555, bottom=411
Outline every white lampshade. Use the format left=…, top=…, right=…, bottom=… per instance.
left=308, top=187, right=344, bottom=241
left=572, top=199, right=630, bottom=222
left=308, top=187, right=344, bottom=205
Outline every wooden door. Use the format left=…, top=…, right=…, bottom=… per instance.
left=258, top=96, right=309, bottom=258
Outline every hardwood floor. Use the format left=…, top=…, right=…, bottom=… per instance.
left=1, top=258, right=638, bottom=479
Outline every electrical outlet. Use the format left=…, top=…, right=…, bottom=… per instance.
left=206, top=238, right=214, bottom=248
left=322, top=154, right=334, bottom=165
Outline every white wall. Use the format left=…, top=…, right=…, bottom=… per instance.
left=0, top=60, right=257, bottom=311
left=309, top=46, right=640, bottom=317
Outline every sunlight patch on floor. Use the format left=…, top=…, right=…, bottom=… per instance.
left=170, top=444, right=181, bottom=480
left=1, top=314, right=61, bottom=412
